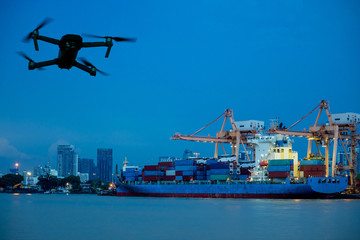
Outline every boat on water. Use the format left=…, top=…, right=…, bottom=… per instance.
left=115, top=134, right=349, bottom=198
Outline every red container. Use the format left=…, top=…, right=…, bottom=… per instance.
left=206, top=165, right=211, bottom=170
left=143, top=176, right=160, bottom=181
left=175, top=171, right=183, bottom=176
left=143, top=165, right=159, bottom=171
left=268, top=171, right=290, bottom=178
left=162, top=176, right=176, bottom=181
left=182, top=176, right=192, bottom=181
left=158, top=162, right=175, bottom=167
left=300, top=165, right=325, bottom=172
left=303, top=171, right=325, bottom=178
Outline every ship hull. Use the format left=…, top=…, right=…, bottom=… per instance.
left=116, top=177, right=348, bottom=199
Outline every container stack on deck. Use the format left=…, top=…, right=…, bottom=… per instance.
left=160, top=161, right=176, bottom=181
left=175, top=160, right=196, bottom=181
left=143, top=165, right=162, bottom=182
left=299, top=159, right=325, bottom=177
left=267, top=159, right=294, bottom=178
left=123, top=167, right=142, bottom=182
left=127, top=157, right=254, bottom=183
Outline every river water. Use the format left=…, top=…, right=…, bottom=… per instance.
left=0, top=193, right=359, bottom=240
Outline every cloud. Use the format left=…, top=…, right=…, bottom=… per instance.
left=0, top=137, right=29, bottom=159
left=47, top=139, right=69, bottom=159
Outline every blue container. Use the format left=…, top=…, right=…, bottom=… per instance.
left=175, top=160, right=195, bottom=166
left=206, top=159, right=219, bottom=165
left=182, top=170, right=195, bottom=176
left=175, top=176, right=183, bottom=181
left=143, top=171, right=161, bottom=176
left=268, top=165, right=291, bottom=172
left=300, top=159, right=325, bottom=165
left=167, top=167, right=175, bottom=170
left=175, top=165, right=196, bottom=171
left=210, top=163, right=231, bottom=169
left=210, top=169, right=230, bottom=175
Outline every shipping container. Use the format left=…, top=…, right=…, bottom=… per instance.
left=143, top=176, right=160, bottom=181
left=268, top=165, right=291, bottom=172
left=165, top=170, right=176, bottom=176
left=209, top=169, right=230, bottom=175
left=300, top=165, right=325, bottom=172
left=300, top=159, right=325, bottom=165
left=206, top=159, right=219, bottom=165
left=175, top=160, right=196, bottom=166
left=268, top=159, right=294, bottom=166
left=268, top=171, right=290, bottom=178
left=158, top=162, right=175, bottom=167
left=175, top=165, right=196, bottom=171
left=175, top=176, right=183, bottom=181
left=182, top=170, right=195, bottom=176
left=143, top=165, right=159, bottom=171
left=143, top=170, right=161, bottom=176
left=210, top=163, right=231, bottom=169
left=162, top=176, right=176, bottom=181
left=175, top=171, right=183, bottom=176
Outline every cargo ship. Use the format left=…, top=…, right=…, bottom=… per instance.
left=115, top=134, right=348, bottom=198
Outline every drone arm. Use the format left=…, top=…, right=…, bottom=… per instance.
left=82, top=41, right=113, bottom=58
left=29, top=59, right=58, bottom=70
left=73, top=61, right=96, bottom=76
left=32, top=34, right=59, bottom=51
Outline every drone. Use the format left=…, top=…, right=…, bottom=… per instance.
left=19, top=18, right=136, bottom=76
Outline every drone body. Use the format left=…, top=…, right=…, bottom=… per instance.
left=21, top=19, right=136, bottom=76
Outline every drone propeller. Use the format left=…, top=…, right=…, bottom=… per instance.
left=17, top=51, right=44, bottom=70
left=22, top=18, right=53, bottom=42
left=17, top=51, right=34, bottom=62
left=78, top=57, right=109, bottom=76
left=82, top=33, right=136, bottom=42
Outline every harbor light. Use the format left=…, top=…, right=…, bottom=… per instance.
left=27, top=171, right=31, bottom=176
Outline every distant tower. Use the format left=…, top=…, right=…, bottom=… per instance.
left=57, top=145, right=78, bottom=177
left=97, top=148, right=113, bottom=182
left=78, top=158, right=96, bottom=180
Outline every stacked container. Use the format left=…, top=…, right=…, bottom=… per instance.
left=267, top=159, right=294, bottom=178
left=299, top=159, right=325, bottom=177
left=175, top=160, right=196, bottom=181
left=160, top=161, right=176, bottom=181
left=143, top=165, right=162, bottom=182
left=206, top=161, right=233, bottom=181
left=123, top=167, right=142, bottom=182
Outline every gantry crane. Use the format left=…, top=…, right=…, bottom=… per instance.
left=171, top=109, right=260, bottom=162
left=268, top=100, right=360, bottom=191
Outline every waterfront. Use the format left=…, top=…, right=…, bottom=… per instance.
left=0, top=194, right=360, bottom=240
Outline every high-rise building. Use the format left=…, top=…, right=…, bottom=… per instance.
left=78, top=158, right=96, bottom=180
left=97, top=148, right=113, bottom=182
left=57, top=145, right=78, bottom=177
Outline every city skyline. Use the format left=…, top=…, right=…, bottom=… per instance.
left=1, top=1, right=359, bottom=173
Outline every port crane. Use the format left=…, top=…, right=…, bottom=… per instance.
left=171, top=109, right=261, bottom=162
left=268, top=100, right=360, bottom=191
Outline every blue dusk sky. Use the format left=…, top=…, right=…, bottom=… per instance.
left=0, top=0, right=359, bottom=173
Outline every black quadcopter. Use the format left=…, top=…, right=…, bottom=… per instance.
left=19, top=18, right=136, bottom=76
